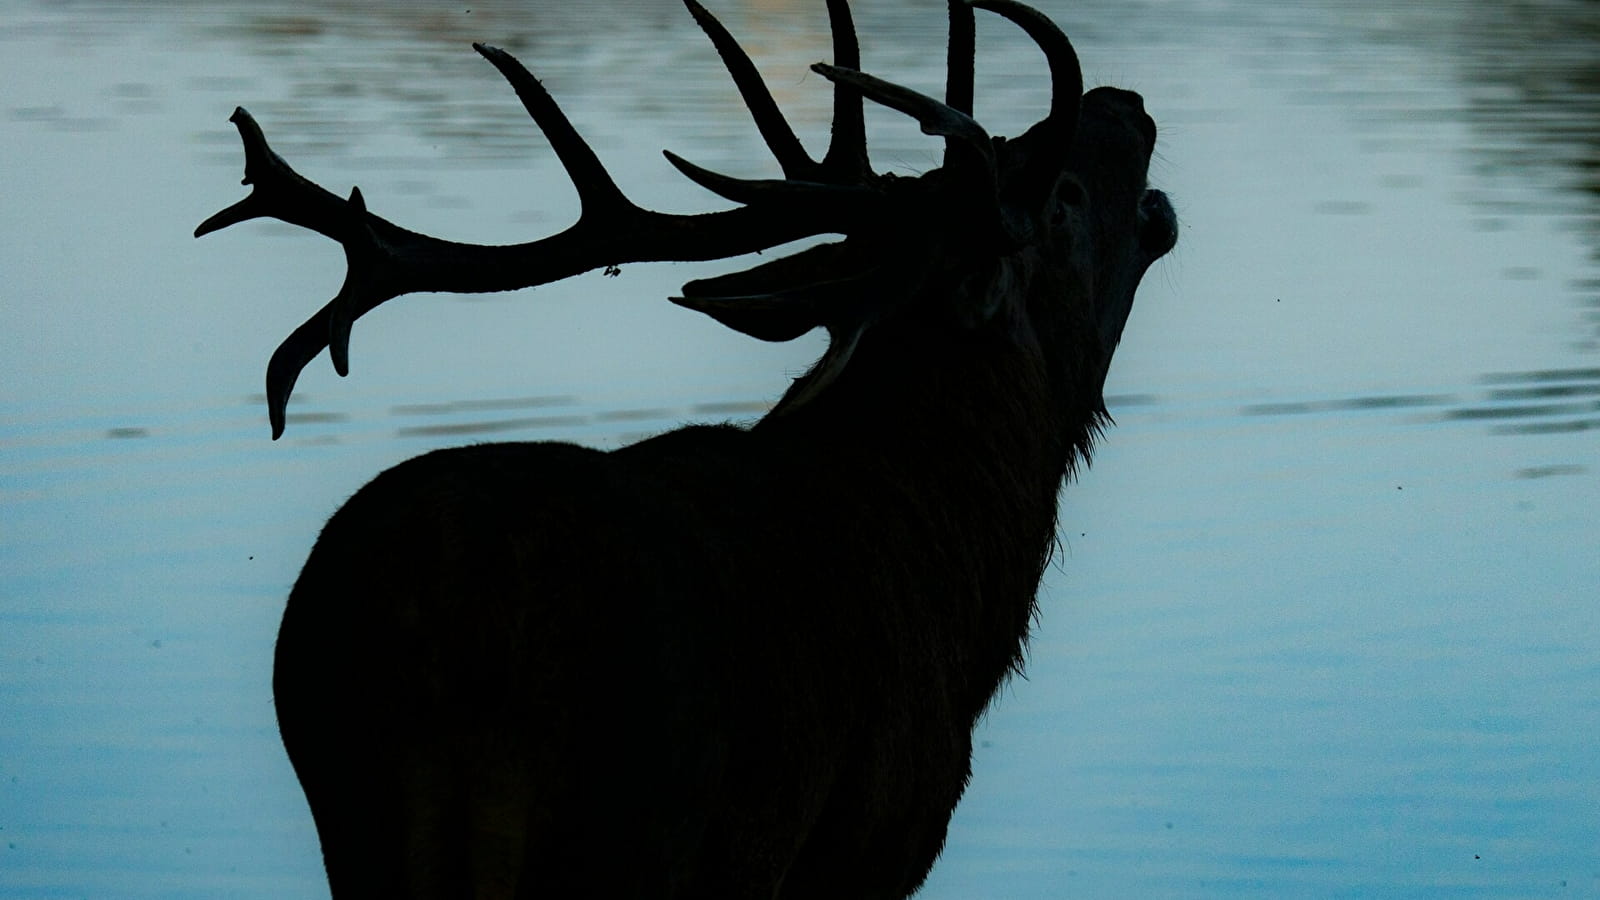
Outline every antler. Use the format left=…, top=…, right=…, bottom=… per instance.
left=198, top=7, right=885, bottom=438
left=197, top=0, right=1083, bottom=437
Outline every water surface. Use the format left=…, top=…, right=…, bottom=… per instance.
left=2, top=1, right=1597, bottom=897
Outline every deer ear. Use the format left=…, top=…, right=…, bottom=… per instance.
left=771, top=320, right=866, bottom=413
left=672, top=240, right=874, bottom=342
left=669, top=293, right=822, bottom=342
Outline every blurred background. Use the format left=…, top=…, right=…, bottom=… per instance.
left=2, top=0, right=1597, bottom=896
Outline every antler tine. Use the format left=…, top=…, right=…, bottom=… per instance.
left=194, top=108, right=364, bottom=243
left=326, top=185, right=371, bottom=377
left=810, top=61, right=1025, bottom=253
left=969, top=0, right=1081, bottom=149
left=811, top=64, right=991, bottom=161
left=818, top=0, right=868, bottom=179
left=473, top=43, right=635, bottom=219
left=663, top=150, right=879, bottom=207
left=945, top=0, right=975, bottom=118
left=267, top=307, right=338, bottom=440
left=683, top=0, right=819, bottom=181
left=944, top=0, right=977, bottom=172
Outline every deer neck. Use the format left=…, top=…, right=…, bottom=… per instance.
left=757, top=323, right=1084, bottom=539
left=748, top=324, right=1087, bottom=700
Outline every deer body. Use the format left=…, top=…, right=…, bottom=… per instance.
left=277, top=317, right=1075, bottom=896
left=200, top=1, right=1176, bottom=895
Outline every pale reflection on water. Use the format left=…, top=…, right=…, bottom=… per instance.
left=2, top=1, right=1598, bottom=897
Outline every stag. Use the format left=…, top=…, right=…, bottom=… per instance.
left=198, top=0, right=1176, bottom=896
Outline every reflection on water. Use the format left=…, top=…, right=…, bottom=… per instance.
left=1451, top=3, right=1600, bottom=358
left=1238, top=365, right=1600, bottom=456
left=252, top=363, right=1600, bottom=457
left=1240, top=393, right=1452, bottom=416
left=3, top=1, right=1599, bottom=898
left=259, top=391, right=773, bottom=443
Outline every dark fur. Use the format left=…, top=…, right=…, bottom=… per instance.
left=268, top=25, right=1174, bottom=900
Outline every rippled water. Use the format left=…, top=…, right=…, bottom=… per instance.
left=2, top=1, right=1597, bottom=897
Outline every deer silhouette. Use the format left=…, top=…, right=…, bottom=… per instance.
left=197, top=0, right=1177, bottom=896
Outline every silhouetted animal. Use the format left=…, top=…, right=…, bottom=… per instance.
left=196, top=1, right=1177, bottom=896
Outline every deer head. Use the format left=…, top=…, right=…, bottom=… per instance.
left=196, top=0, right=1177, bottom=439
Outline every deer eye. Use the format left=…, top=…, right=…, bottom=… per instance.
left=1051, top=177, right=1087, bottom=227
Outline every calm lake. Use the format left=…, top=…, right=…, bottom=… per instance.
left=2, top=0, right=1597, bottom=896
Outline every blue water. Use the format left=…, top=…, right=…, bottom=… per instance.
left=2, top=1, right=1597, bottom=896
